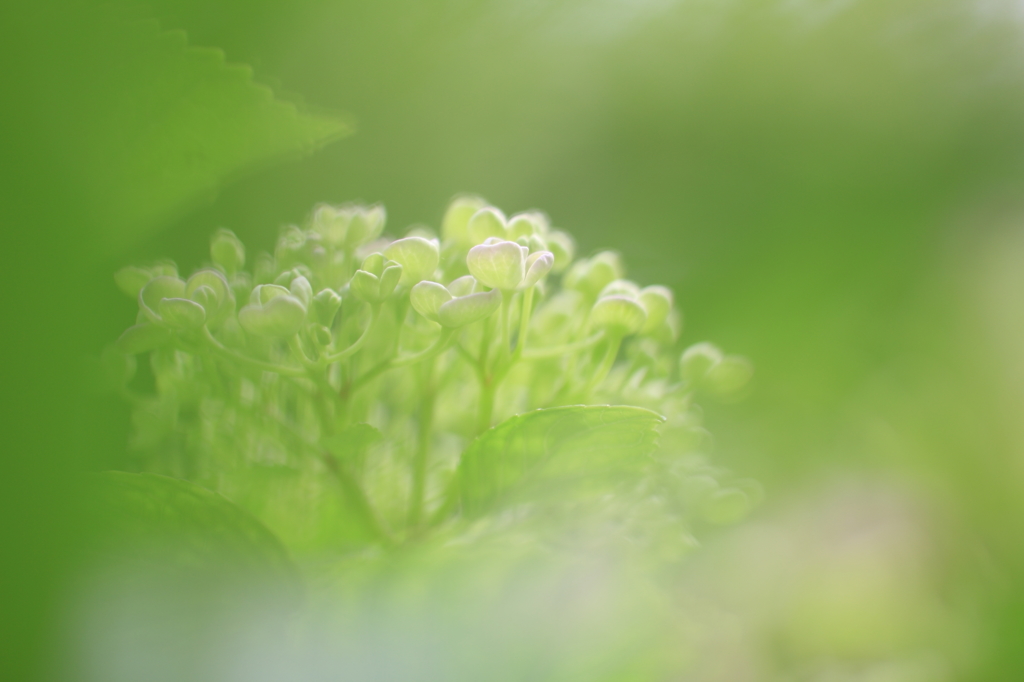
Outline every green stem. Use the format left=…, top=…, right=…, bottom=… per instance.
left=201, top=326, right=305, bottom=376
left=351, top=328, right=455, bottom=392
left=324, top=304, right=378, bottom=363
left=322, top=451, right=394, bottom=546
left=512, top=286, right=535, bottom=361
left=407, top=357, right=436, bottom=531
left=584, top=334, right=623, bottom=396
left=477, top=378, right=497, bottom=435
left=499, top=290, right=513, bottom=363
left=521, top=332, right=605, bottom=360
left=288, top=335, right=316, bottom=367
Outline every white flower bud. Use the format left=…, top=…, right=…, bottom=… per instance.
left=238, top=284, right=307, bottom=337
left=210, top=228, right=245, bottom=274
left=346, top=205, right=386, bottom=249
left=598, top=279, right=641, bottom=299
left=506, top=213, right=541, bottom=240
left=439, top=288, right=502, bottom=328
left=521, top=251, right=555, bottom=289
left=186, top=269, right=234, bottom=328
left=447, top=275, right=479, bottom=297
left=379, top=264, right=403, bottom=298
left=442, top=195, right=488, bottom=247
left=467, top=240, right=528, bottom=290
left=410, top=281, right=453, bottom=323
left=312, top=289, right=342, bottom=327
left=590, top=295, right=647, bottom=336
left=312, top=204, right=348, bottom=247
left=289, top=275, right=313, bottom=308
left=467, top=207, right=507, bottom=245
left=383, top=236, right=440, bottom=286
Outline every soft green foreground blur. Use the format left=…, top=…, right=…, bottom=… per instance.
left=7, top=0, right=1024, bottom=680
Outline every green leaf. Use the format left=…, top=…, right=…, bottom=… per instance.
left=63, top=17, right=351, bottom=252
left=456, top=405, right=665, bottom=519
left=88, top=471, right=298, bottom=585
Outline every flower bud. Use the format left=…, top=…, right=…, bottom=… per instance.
left=680, top=342, right=723, bottom=385
left=521, top=251, right=555, bottom=289
left=312, top=204, right=349, bottom=247
left=564, top=251, right=624, bottom=298
left=139, top=276, right=187, bottom=324
left=379, top=264, right=403, bottom=298
left=186, top=269, right=234, bottom=328
left=447, top=275, right=479, bottom=297
left=439, top=288, right=501, bottom=328
left=158, top=297, right=206, bottom=329
left=230, top=271, right=253, bottom=303
left=590, top=295, right=647, bottom=336
left=704, top=356, right=753, bottom=397
left=114, top=266, right=152, bottom=299
left=546, top=231, right=575, bottom=273
left=350, top=270, right=381, bottom=302
left=346, top=205, right=386, bottom=249
left=117, top=323, right=172, bottom=354
left=527, top=235, right=548, bottom=254
left=383, top=237, right=440, bottom=286
left=467, top=240, right=527, bottom=290
left=210, top=228, right=245, bottom=274
left=442, top=195, right=488, bottom=247
left=598, top=279, right=641, bottom=299
left=289, top=275, right=313, bottom=308
left=275, top=225, right=306, bottom=268
left=638, top=285, right=673, bottom=333
left=467, top=207, right=507, bottom=244
left=238, top=284, right=307, bottom=337
left=189, top=285, right=218, bottom=317
left=410, top=281, right=453, bottom=323
left=312, top=289, right=342, bottom=327
left=361, top=252, right=386, bottom=276
left=506, top=213, right=541, bottom=240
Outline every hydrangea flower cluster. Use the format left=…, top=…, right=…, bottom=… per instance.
left=109, top=196, right=755, bottom=551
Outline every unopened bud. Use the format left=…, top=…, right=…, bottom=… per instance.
left=704, top=356, right=754, bottom=397
left=439, top=288, right=502, bottom=328
left=506, top=213, right=540, bottom=240
left=139, top=276, right=186, bottom=324
left=638, top=285, right=673, bottom=333
left=350, top=270, right=381, bottom=302
left=383, top=237, right=440, bottom=286
left=521, top=251, right=555, bottom=289
left=289, top=275, right=313, bottom=308
left=680, top=342, right=723, bottom=386
left=410, top=281, right=453, bottom=323
left=238, top=284, right=307, bottom=337
left=312, top=324, right=333, bottom=347
left=361, top=252, right=386, bottom=276
left=467, top=240, right=527, bottom=290
left=379, top=264, right=403, bottom=298
left=158, top=297, right=206, bottom=329
left=186, top=270, right=234, bottom=328
left=346, top=205, right=386, bottom=249
left=114, top=266, right=152, bottom=299
left=564, top=251, right=624, bottom=298
left=312, top=204, right=349, bottom=247
left=447, top=275, right=479, bottom=297
left=598, top=279, right=641, bottom=299
left=210, top=228, right=245, bottom=274
left=467, top=207, right=507, bottom=244
left=590, top=295, right=647, bottom=336
left=545, top=231, right=575, bottom=273
left=442, top=195, right=489, bottom=247
left=312, top=289, right=342, bottom=327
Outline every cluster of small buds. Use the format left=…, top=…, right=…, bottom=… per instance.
left=110, top=195, right=754, bottom=546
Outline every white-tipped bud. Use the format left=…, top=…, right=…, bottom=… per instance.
left=467, top=240, right=527, bottom=290
left=521, top=251, right=555, bottom=289
left=289, top=275, right=313, bottom=308
left=384, top=236, right=440, bottom=286
left=158, top=297, right=207, bottom=330
left=680, top=342, right=723, bottom=386
left=598, top=279, right=641, bottom=299
left=506, top=213, right=540, bottom=240
left=467, top=207, right=507, bottom=245
left=312, top=204, right=349, bottom=247
left=210, top=228, right=245, bottom=274
left=590, top=295, right=647, bottom=336
left=238, top=284, right=307, bottom=337
left=410, top=281, right=453, bottom=323
left=638, top=285, right=673, bottom=333
left=447, top=275, right=479, bottom=297
left=439, top=288, right=502, bottom=328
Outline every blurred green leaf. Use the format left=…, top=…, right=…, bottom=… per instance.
left=89, top=471, right=297, bottom=584
left=63, top=15, right=350, bottom=252
left=456, top=405, right=664, bottom=519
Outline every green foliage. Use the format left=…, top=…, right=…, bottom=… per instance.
left=456, top=405, right=663, bottom=518
left=109, top=196, right=753, bottom=555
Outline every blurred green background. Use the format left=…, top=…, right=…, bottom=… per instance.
left=7, top=0, right=1024, bottom=679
